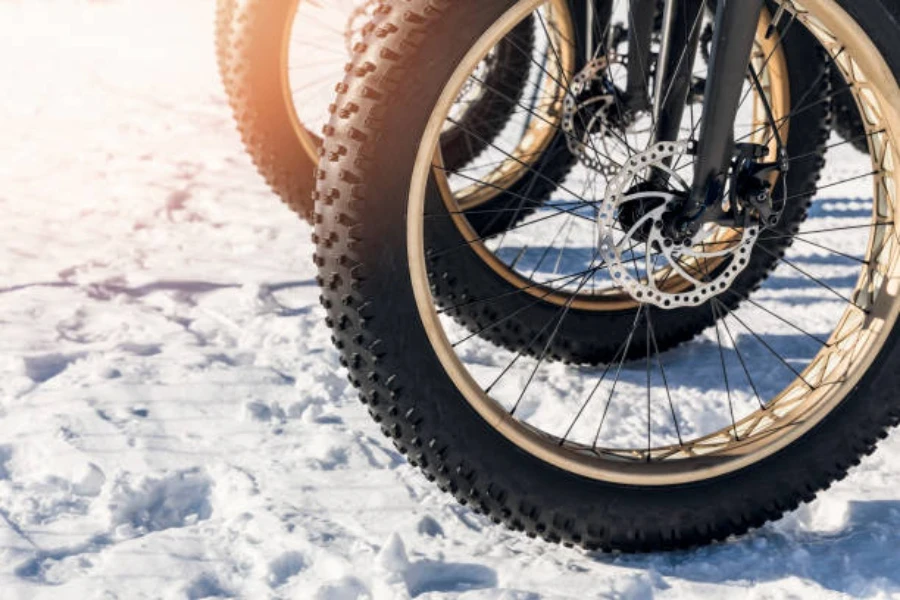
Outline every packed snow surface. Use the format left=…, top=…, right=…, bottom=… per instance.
left=1, top=1, right=900, bottom=598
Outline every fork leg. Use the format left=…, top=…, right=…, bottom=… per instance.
left=624, top=0, right=658, bottom=112
left=652, top=0, right=705, bottom=145
left=684, top=0, right=765, bottom=223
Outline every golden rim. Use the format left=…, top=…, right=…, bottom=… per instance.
left=408, top=0, right=900, bottom=485
left=281, top=0, right=321, bottom=162
left=435, top=6, right=791, bottom=312
left=451, top=0, right=576, bottom=212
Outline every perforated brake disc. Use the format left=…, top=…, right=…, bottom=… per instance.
left=597, top=141, right=762, bottom=309
left=561, top=56, right=623, bottom=176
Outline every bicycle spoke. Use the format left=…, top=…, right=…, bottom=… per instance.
left=647, top=307, right=683, bottom=446
left=755, top=244, right=864, bottom=309
left=593, top=305, right=645, bottom=448
left=510, top=265, right=598, bottom=416
left=712, top=298, right=813, bottom=388
left=711, top=301, right=739, bottom=441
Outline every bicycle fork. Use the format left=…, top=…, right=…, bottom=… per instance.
left=588, top=0, right=767, bottom=229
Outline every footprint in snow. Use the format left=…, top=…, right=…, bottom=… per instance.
left=21, top=352, right=87, bottom=383
left=0, top=445, right=12, bottom=480
left=184, top=572, right=232, bottom=600
left=307, top=445, right=348, bottom=471
left=243, top=401, right=285, bottom=423
left=109, top=468, right=213, bottom=535
left=416, top=515, right=444, bottom=538
left=268, top=551, right=308, bottom=588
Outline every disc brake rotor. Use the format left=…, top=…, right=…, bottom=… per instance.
left=561, top=56, right=620, bottom=175
left=598, top=141, right=761, bottom=309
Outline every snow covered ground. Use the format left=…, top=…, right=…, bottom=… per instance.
left=1, top=1, right=900, bottom=598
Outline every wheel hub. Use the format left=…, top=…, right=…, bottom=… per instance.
left=616, top=182, right=672, bottom=243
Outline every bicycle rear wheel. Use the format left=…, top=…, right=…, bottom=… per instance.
left=220, top=0, right=542, bottom=225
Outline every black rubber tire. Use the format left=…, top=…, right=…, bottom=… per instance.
left=428, top=3, right=831, bottom=365
left=830, top=65, right=870, bottom=154
left=225, top=0, right=320, bottom=221
left=313, top=0, right=900, bottom=552
left=224, top=0, right=543, bottom=227
left=215, top=0, right=236, bottom=93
